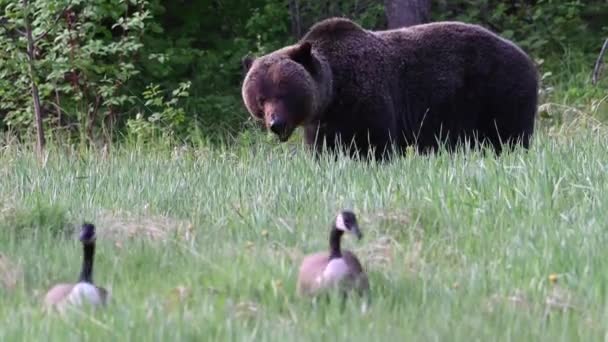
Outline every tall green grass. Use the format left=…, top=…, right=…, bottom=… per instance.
left=1, top=122, right=608, bottom=341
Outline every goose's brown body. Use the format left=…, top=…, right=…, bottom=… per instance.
left=44, top=284, right=73, bottom=307
left=297, top=250, right=369, bottom=297
left=44, top=283, right=108, bottom=308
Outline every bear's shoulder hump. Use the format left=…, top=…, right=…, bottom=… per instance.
left=303, top=17, right=366, bottom=40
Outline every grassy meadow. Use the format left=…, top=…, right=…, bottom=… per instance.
left=1, top=117, right=608, bottom=341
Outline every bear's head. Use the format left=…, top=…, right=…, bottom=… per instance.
left=241, top=42, right=330, bottom=142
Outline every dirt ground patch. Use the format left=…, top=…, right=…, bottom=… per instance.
left=95, top=209, right=194, bottom=243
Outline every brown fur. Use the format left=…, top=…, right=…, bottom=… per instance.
left=242, top=17, right=538, bottom=159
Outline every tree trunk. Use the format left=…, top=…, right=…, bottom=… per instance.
left=592, top=38, right=608, bottom=85
left=384, top=0, right=431, bottom=29
left=288, top=0, right=302, bottom=39
left=23, top=0, right=45, bottom=158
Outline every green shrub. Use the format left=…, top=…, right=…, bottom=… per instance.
left=3, top=202, right=71, bottom=240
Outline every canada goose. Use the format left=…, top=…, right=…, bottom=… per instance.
left=44, top=223, right=109, bottom=311
left=297, top=210, right=370, bottom=300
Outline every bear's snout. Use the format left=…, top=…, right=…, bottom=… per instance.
left=269, top=117, right=294, bottom=142
left=269, top=117, right=287, bottom=135
left=264, top=107, right=295, bottom=142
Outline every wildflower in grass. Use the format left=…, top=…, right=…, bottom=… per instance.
left=549, top=274, right=559, bottom=284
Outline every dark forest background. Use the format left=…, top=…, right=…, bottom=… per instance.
left=0, top=0, right=606, bottom=150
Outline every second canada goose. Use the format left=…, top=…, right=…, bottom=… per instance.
left=44, top=223, right=109, bottom=311
left=297, top=210, right=370, bottom=300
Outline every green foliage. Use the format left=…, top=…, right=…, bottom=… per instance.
left=0, top=0, right=151, bottom=144
left=125, top=81, right=191, bottom=144
left=293, top=0, right=387, bottom=32
left=433, top=0, right=608, bottom=63
left=245, top=2, right=290, bottom=52
left=3, top=202, right=70, bottom=239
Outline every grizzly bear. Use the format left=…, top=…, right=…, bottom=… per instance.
left=241, top=17, right=538, bottom=159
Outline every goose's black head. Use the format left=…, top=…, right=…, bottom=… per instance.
left=335, top=210, right=362, bottom=240
left=80, top=223, right=96, bottom=244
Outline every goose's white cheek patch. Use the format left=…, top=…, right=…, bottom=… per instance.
left=67, top=283, right=103, bottom=307
left=335, top=214, right=347, bottom=231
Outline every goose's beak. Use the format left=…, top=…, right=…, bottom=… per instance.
left=351, top=225, right=363, bottom=240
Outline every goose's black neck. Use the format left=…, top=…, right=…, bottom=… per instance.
left=329, top=225, right=343, bottom=260
left=78, top=243, right=95, bottom=283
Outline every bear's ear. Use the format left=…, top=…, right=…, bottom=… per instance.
left=290, top=42, right=314, bottom=69
left=242, top=54, right=255, bottom=74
